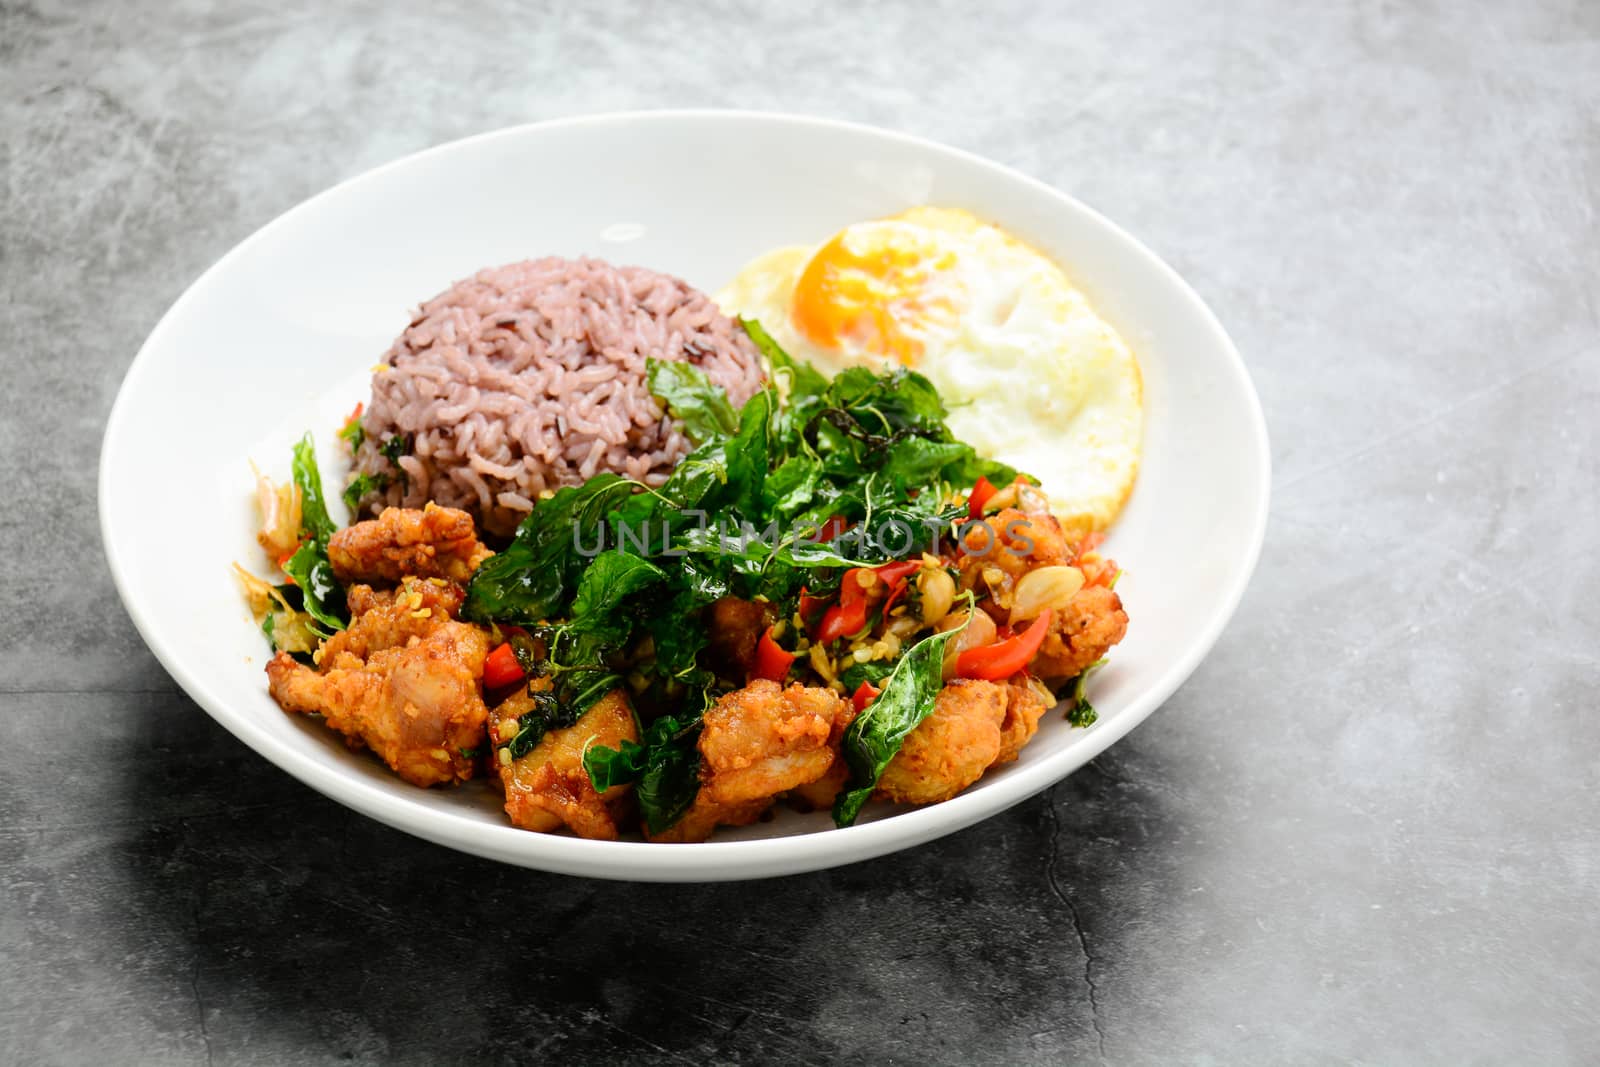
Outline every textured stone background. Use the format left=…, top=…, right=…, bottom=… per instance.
left=3, top=0, right=1597, bottom=1063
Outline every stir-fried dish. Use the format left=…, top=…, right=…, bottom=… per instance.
left=237, top=239, right=1134, bottom=844
left=240, top=331, right=1126, bottom=841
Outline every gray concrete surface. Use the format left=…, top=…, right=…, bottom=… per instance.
left=3, top=0, right=1597, bottom=1063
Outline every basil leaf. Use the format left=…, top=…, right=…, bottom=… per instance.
left=566, top=552, right=666, bottom=641
left=283, top=433, right=345, bottom=633
left=377, top=432, right=413, bottom=491
left=282, top=541, right=346, bottom=635
left=657, top=445, right=729, bottom=512
left=1066, top=661, right=1104, bottom=728
left=562, top=669, right=625, bottom=719
left=879, top=437, right=972, bottom=483
left=337, top=414, right=365, bottom=453
left=742, top=317, right=828, bottom=399
left=651, top=387, right=775, bottom=521
left=647, top=358, right=739, bottom=444
left=583, top=736, right=647, bottom=792
left=766, top=455, right=821, bottom=517
left=582, top=713, right=703, bottom=834
left=838, top=658, right=897, bottom=693
left=341, top=471, right=386, bottom=515
left=503, top=688, right=572, bottom=759
left=717, top=389, right=771, bottom=515
left=291, top=433, right=337, bottom=544
left=512, top=628, right=627, bottom=742
left=498, top=670, right=623, bottom=760
left=933, top=448, right=1023, bottom=493
left=462, top=474, right=634, bottom=624
left=635, top=732, right=702, bottom=834
left=832, top=620, right=970, bottom=827
left=647, top=587, right=715, bottom=685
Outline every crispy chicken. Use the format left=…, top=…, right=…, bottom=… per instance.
left=957, top=502, right=1128, bottom=681
left=786, top=697, right=859, bottom=813
left=1031, top=585, right=1129, bottom=683
left=699, top=680, right=847, bottom=805
left=646, top=680, right=848, bottom=842
left=328, top=504, right=492, bottom=585
left=265, top=576, right=490, bottom=786
left=876, top=679, right=1007, bottom=805
left=958, top=505, right=1075, bottom=628
left=959, top=506, right=1072, bottom=581
left=641, top=794, right=769, bottom=844
left=491, top=683, right=639, bottom=841
left=996, top=677, right=1051, bottom=766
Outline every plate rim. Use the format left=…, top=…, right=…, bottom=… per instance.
left=98, top=109, right=1271, bottom=881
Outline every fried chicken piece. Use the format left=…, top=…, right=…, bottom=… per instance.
left=705, top=596, right=776, bottom=680
left=787, top=762, right=851, bottom=813
left=786, top=700, right=859, bottom=812
left=875, top=679, right=1006, bottom=805
left=641, top=793, right=769, bottom=844
left=1031, top=585, right=1129, bottom=683
left=646, top=680, right=849, bottom=842
left=996, top=678, right=1052, bottom=766
left=491, top=684, right=638, bottom=841
left=337, top=579, right=466, bottom=652
left=960, top=506, right=1071, bottom=574
left=788, top=679, right=1051, bottom=810
left=328, top=504, right=492, bottom=585
left=958, top=506, right=1074, bottom=620
left=956, top=502, right=1127, bottom=680
left=699, top=680, right=848, bottom=806
left=265, top=579, right=491, bottom=786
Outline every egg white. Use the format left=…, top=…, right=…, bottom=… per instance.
left=717, top=207, right=1143, bottom=535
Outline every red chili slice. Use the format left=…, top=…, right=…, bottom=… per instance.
left=816, top=515, right=851, bottom=543
left=815, top=600, right=867, bottom=645
left=873, top=560, right=922, bottom=585
left=798, top=586, right=830, bottom=627
left=814, top=568, right=871, bottom=643
left=482, top=642, right=526, bottom=689
left=955, top=608, right=1053, bottom=681
left=967, top=476, right=999, bottom=520
left=752, top=626, right=796, bottom=683
left=872, top=560, right=922, bottom=620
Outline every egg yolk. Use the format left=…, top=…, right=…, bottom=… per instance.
left=790, top=224, right=962, bottom=364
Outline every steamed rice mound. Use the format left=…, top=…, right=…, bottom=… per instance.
left=348, top=257, right=764, bottom=539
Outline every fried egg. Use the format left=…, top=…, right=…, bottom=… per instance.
left=716, top=207, right=1143, bottom=535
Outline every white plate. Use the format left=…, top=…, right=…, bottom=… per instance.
left=99, top=111, right=1269, bottom=881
